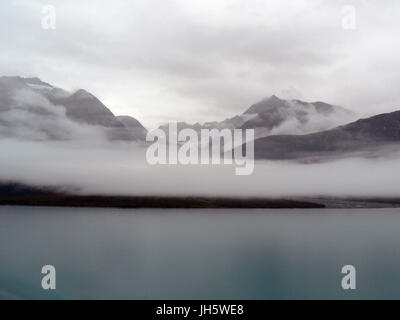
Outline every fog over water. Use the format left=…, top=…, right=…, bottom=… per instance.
left=1, top=81, right=397, bottom=198
left=1, top=138, right=400, bottom=197
left=1, top=1, right=400, bottom=198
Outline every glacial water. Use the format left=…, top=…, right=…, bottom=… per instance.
left=1, top=206, right=400, bottom=299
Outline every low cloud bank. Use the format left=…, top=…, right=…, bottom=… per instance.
left=0, top=88, right=108, bottom=141
left=267, top=100, right=356, bottom=136
left=1, top=139, right=400, bottom=198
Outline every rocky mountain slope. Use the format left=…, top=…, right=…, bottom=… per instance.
left=159, top=95, right=356, bottom=138
left=0, top=76, right=147, bottom=141
left=250, top=110, right=400, bottom=160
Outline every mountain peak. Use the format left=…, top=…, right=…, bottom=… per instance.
left=24, top=77, right=52, bottom=86
left=262, top=95, right=283, bottom=104
left=71, top=89, right=96, bottom=100
left=3, top=76, right=53, bottom=87
left=0, top=75, right=148, bottom=141
left=244, top=95, right=287, bottom=114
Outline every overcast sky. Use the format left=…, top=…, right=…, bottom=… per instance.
left=1, top=0, right=400, bottom=128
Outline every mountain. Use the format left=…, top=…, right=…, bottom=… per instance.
left=158, top=95, right=355, bottom=138
left=49, top=89, right=125, bottom=128
left=249, top=110, right=400, bottom=160
left=240, top=95, right=355, bottom=136
left=0, top=76, right=147, bottom=141
left=116, top=116, right=148, bottom=140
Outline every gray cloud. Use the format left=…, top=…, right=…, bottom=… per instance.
left=0, top=87, right=108, bottom=141
left=1, top=138, right=400, bottom=197
left=0, top=0, right=400, bottom=128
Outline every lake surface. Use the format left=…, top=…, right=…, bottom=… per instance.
left=1, top=206, right=400, bottom=299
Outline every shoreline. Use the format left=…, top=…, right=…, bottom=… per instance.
left=1, top=195, right=400, bottom=209
left=0, top=195, right=325, bottom=209
left=2, top=183, right=400, bottom=209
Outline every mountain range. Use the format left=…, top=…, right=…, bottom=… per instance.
left=249, top=110, right=400, bottom=160
left=0, top=76, right=147, bottom=141
left=1, top=76, right=400, bottom=161
left=159, top=95, right=356, bottom=138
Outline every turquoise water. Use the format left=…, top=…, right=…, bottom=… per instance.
left=1, top=206, right=400, bottom=299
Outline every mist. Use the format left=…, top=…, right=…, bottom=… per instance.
left=257, top=100, right=356, bottom=138
left=1, top=138, right=400, bottom=198
left=0, top=87, right=108, bottom=141
left=0, top=79, right=398, bottom=199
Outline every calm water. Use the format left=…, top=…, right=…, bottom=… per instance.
left=1, top=206, right=400, bottom=299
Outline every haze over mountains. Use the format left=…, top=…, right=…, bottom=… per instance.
left=1, top=76, right=357, bottom=145
left=159, top=95, right=356, bottom=139
left=2, top=76, right=400, bottom=162
left=1, top=76, right=400, bottom=199
left=246, top=110, right=400, bottom=160
left=0, top=76, right=147, bottom=141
